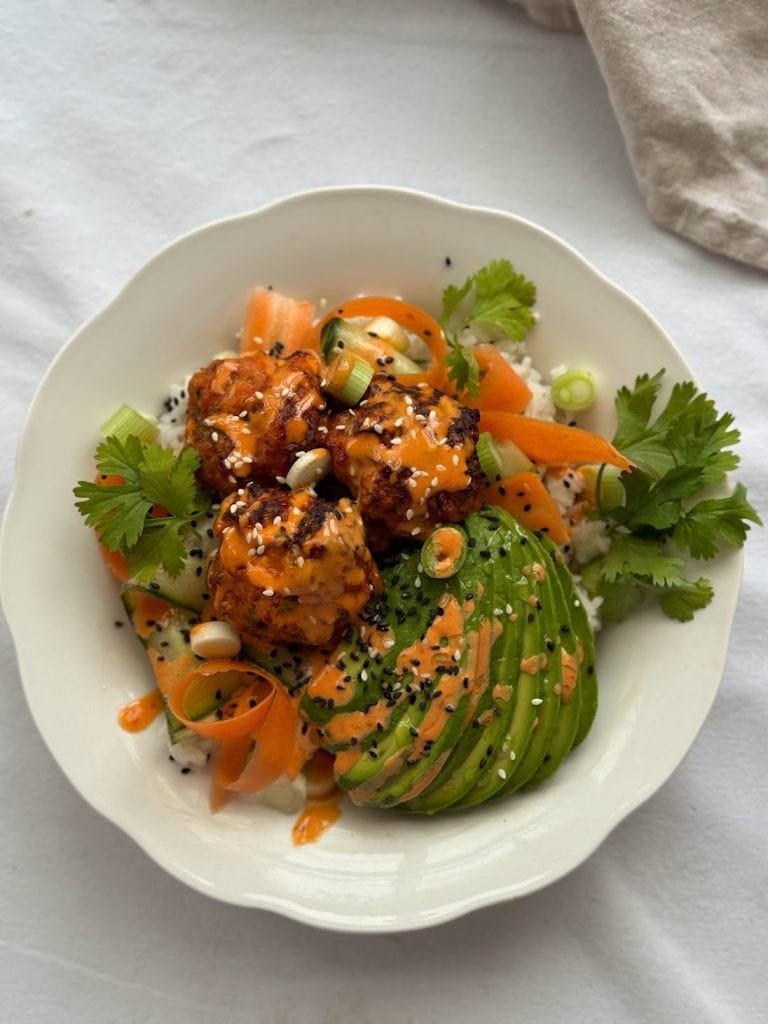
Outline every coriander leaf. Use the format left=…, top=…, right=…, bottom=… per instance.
left=445, top=337, right=480, bottom=396
left=612, top=371, right=665, bottom=451
left=73, top=480, right=152, bottom=549
left=138, top=445, right=208, bottom=518
left=93, top=434, right=146, bottom=483
left=439, top=259, right=537, bottom=397
left=599, top=534, right=688, bottom=588
left=589, top=576, right=649, bottom=624
left=622, top=465, right=705, bottom=532
left=657, top=578, right=714, bottom=622
left=439, top=277, right=472, bottom=331
left=125, top=520, right=189, bottom=583
left=672, top=483, right=763, bottom=560
left=74, top=436, right=212, bottom=581
left=669, top=399, right=741, bottom=484
left=469, top=259, right=537, bottom=342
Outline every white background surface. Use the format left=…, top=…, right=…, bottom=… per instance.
left=1, top=2, right=766, bottom=1022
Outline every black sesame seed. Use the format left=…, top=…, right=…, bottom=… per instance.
left=113, top=620, right=123, bottom=628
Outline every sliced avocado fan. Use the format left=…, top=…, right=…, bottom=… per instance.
left=300, top=508, right=598, bottom=813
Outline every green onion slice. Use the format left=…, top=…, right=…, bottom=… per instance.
left=476, top=431, right=503, bottom=479
left=322, top=353, right=374, bottom=405
left=421, top=526, right=467, bottom=579
left=551, top=369, right=597, bottom=413
left=100, top=404, right=159, bottom=444
left=596, top=464, right=626, bottom=509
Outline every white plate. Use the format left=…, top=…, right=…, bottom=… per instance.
left=0, top=187, right=743, bottom=932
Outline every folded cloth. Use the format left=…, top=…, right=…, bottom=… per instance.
left=508, top=0, right=768, bottom=272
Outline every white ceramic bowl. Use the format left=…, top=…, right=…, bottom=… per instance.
left=0, top=187, right=743, bottom=932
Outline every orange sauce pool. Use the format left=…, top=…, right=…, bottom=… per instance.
left=292, top=797, right=343, bottom=846
left=118, top=690, right=164, bottom=733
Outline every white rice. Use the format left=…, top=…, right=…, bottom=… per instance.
left=156, top=378, right=189, bottom=453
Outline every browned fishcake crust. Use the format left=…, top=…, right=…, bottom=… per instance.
left=185, top=349, right=327, bottom=496
left=207, top=483, right=381, bottom=647
left=326, top=377, right=483, bottom=545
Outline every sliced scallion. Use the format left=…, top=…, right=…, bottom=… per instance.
left=551, top=369, right=597, bottom=413
left=100, top=404, right=159, bottom=444
left=421, top=526, right=467, bottom=579
left=597, top=464, right=626, bottom=509
left=476, top=431, right=503, bottom=479
left=285, top=448, right=332, bottom=490
left=322, top=353, right=374, bottom=406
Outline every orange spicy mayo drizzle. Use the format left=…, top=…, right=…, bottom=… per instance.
left=292, top=797, right=342, bottom=845
left=118, top=690, right=165, bottom=732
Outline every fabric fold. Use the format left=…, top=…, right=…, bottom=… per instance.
left=508, top=0, right=768, bottom=271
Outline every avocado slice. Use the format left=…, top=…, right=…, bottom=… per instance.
left=301, top=507, right=598, bottom=812
left=404, top=520, right=543, bottom=812
left=452, top=528, right=566, bottom=807
left=522, top=540, right=598, bottom=785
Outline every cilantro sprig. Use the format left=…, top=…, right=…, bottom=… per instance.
left=583, top=370, right=761, bottom=623
left=440, top=259, right=537, bottom=396
left=74, top=436, right=211, bottom=583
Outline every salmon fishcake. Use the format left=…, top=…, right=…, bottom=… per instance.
left=208, top=483, right=380, bottom=647
left=186, top=349, right=327, bottom=496
left=327, top=377, right=484, bottom=545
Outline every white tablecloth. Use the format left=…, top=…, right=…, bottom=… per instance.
left=2, top=3, right=766, bottom=1022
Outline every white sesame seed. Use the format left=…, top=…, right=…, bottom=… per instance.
left=349, top=465, right=356, bottom=477
left=414, top=577, right=421, bottom=588
left=493, top=608, right=504, bottom=616
left=239, top=410, right=248, bottom=418
left=296, top=556, right=305, bottom=567
left=360, top=670, right=368, bottom=682
left=452, top=454, right=459, bottom=466
left=262, top=588, right=274, bottom=597
left=531, top=698, right=543, bottom=706
left=453, top=649, right=462, bottom=662
left=394, top=417, right=404, bottom=427
left=498, top=769, right=507, bottom=780
left=436, top=464, right=446, bottom=471
left=406, top=509, right=414, bottom=520
left=407, top=478, right=417, bottom=488
left=391, top=438, right=402, bottom=446
left=254, top=390, right=264, bottom=400
left=247, top=548, right=256, bottom=556
left=431, top=476, right=438, bottom=487
left=505, top=603, right=513, bottom=615
left=211, top=431, right=219, bottom=441
left=275, top=476, right=286, bottom=484
left=256, top=545, right=265, bottom=555
left=411, top=526, right=421, bottom=536
left=509, top=751, right=516, bottom=761
left=373, top=423, right=383, bottom=434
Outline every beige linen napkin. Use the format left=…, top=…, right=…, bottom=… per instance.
left=510, top=0, right=768, bottom=272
